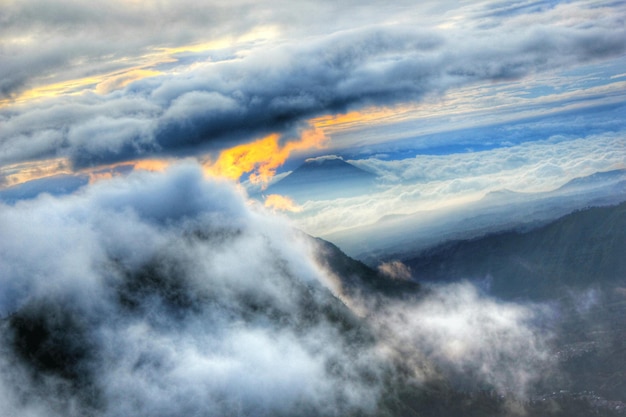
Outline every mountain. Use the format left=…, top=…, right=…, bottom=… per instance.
left=2, top=211, right=625, bottom=416
left=0, top=231, right=386, bottom=417
left=558, top=168, right=626, bottom=191
left=313, top=237, right=419, bottom=299
left=264, top=157, right=377, bottom=202
left=402, top=201, right=626, bottom=299
left=327, top=169, right=626, bottom=261
left=400, top=201, right=626, bottom=407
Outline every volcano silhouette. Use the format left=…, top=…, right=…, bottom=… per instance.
left=266, top=157, right=376, bottom=202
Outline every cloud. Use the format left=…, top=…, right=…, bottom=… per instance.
left=0, top=162, right=387, bottom=416
left=264, top=194, right=303, bottom=212
left=305, top=154, right=343, bottom=163
left=204, top=127, right=328, bottom=186
left=378, top=260, right=412, bottom=280
left=351, top=133, right=626, bottom=188
left=1, top=1, right=625, bottom=169
left=0, top=161, right=564, bottom=416
left=288, top=132, right=626, bottom=242
left=370, top=282, right=555, bottom=398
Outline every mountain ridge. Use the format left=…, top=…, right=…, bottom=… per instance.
left=326, top=169, right=626, bottom=261
left=401, top=200, right=626, bottom=299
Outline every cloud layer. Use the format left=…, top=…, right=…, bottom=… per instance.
left=372, top=282, right=555, bottom=398
left=0, top=163, right=385, bottom=416
left=0, top=163, right=558, bottom=416
left=1, top=1, right=624, bottom=169
left=290, top=132, right=626, bottom=243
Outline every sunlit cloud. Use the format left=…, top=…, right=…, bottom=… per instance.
left=0, top=68, right=165, bottom=108
left=0, top=155, right=173, bottom=190
left=94, top=69, right=163, bottom=94
left=0, top=25, right=278, bottom=107
left=0, top=158, right=72, bottom=188
left=155, top=25, right=279, bottom=56
left=87, top=158, right=171, bottom=184
left=132, top=159, right=171, bottom=172
left=204, top=127, right=328, bottom=187
left=312, top=107, right=402, bottom=131
left=264, top=194, right=303, bottom=213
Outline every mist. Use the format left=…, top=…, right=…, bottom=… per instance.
left=0, top=162, right=560, bottom=416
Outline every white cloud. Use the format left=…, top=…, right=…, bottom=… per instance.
left=370, top=282, right=555, bottom=398
left=291, top=132, right=625, bottom=242
left=305, top=154, right=343, bottom=163
left=0, top=162, right=384, bottom=416
left=1, top=1, right=624, bottom=167
left=0, top=161, right=564, bottom=415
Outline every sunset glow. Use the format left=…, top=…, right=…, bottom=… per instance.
left=264, top=193, right=303, bottom=212
left=204, top=127, right=328, bottom=186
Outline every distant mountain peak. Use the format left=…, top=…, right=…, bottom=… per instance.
left=559, top=168, right=626, bottom=190
left=481, top=188, right=522, bottom=200
left=265, top=157, right=377, bottom=202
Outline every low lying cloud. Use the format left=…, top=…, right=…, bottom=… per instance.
left=378, top=260, right=412, bottom=281
left=294, top=132, right=626, bottom=251
left=0, top=163, right=384, bottom=416
left=0, top=162, right=560, bottom=415
left=350, top=134, right=626, bottom=191
left=369, top=282, right=555, bottom=398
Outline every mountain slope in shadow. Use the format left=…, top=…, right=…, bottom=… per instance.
left=328, top=169, right=626, bottom=262
left=400, top=202, right=626, bottom=409
left=402, top=201, right=626, bottom=299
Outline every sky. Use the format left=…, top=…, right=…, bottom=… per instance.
left=1, top=1, right=625, bottom=415
left=1, top=0, right=625, bottom=186
left=1, top=1, right=625, bottom=244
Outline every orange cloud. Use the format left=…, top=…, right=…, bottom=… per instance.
left=87, top=171, right=115, bottom=184
left=204, top=127, right=328, bottom=187
left=310, top=104, right=425, bottom=138
left=312, top=108, right=397, bottom=131
left=264, top=194, right=303, bottom=213
left=95, top=69, right=162, bottom=94
left=87, top=159, right=170, bottom=184
left=1, top=26, right=279, bottom=108
left=133, top=159, right=170, bottom=172
left=1, top=156, right=173, bottom=190
left=0, top=67, right=163, bottom=108
left=0, top=158, right=72, bottom=189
